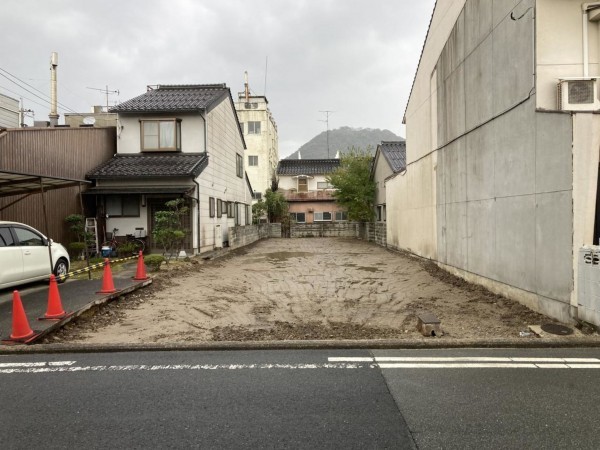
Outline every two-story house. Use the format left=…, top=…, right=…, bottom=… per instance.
left=388, top=0, right=600, bottom=326
left=277, top=158, right=346, bottom=224
left=86, top=84, right=252, bottom=254
left=371, top=141, right=406, bottom=222
left=234, top=73, right=279, bottom=200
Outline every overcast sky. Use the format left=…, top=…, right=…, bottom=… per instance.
left=0, top=0, right=434, bottom=157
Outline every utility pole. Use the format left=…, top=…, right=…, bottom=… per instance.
left=86, top=85, right=119, bottom=112
left=318, top=110, right=334, bottom=158
left=19, top=98, right=34, bottom=128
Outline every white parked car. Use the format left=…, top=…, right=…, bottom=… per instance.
left=0, top=221, right=70, bottom=290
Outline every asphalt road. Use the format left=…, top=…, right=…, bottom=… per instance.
left=1, top=348, right=599, bottom=449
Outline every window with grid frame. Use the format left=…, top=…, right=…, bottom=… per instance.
left=335, top=211, right=347, bottom=221
left=248, top=155, right=258, bottom=166
left=227, top=202, right=235, bottom=218
left=248, top=121, right=261, bottom=134
left=106, top=195, right=140, bottom=217
left=290, top=212, right=306, bottom=223
left=140, top=119, right=181, bottom=151
left=217, top=199, right=222, bottom=217
left=297, top=178, right=308, bottom=193
left=314, top=211, right=332, bottom=222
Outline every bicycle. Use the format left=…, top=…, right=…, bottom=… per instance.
left=101, top=228, right=146, bottom=257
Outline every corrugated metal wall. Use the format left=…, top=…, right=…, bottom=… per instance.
left=0, top=127, right=116, bottom=244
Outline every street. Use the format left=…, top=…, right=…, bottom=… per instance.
left=1, top=348, right=599, bottom=449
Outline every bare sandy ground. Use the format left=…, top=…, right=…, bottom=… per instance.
left=49, top=238, right=597, bottom=345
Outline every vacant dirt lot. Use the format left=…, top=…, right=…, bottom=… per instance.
left=47, top=238, right=597, bottom=345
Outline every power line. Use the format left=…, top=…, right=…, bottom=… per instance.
left=0, top=66, right=78, bottom=113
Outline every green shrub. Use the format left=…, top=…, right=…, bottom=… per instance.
left=117, top=242, right=137, bottom=257
left=68, top=241, right=86, bottom=258
left=144, top=254, right=165, bottom=271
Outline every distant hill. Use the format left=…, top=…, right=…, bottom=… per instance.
left=286, top=126, right=404, bottom=159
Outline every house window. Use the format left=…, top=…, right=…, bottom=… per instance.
left=235, top=203, right=240, bottom=225
left=209, top=197, right=215, bottom=218
left=317, top=181, right=333, bottom=189
left=248, top=155, right=258, bottom=166
left=298, top=178, right=308, bottom=193
left=227, top=202, right=235, bottom=218
left=335, top=211, right=348, bottom=221
left=314, top=211, right=332, bottom=222
left=248, top=121, right=261, bottom=134
left=245, top=204, right=250, bottom=225
left=236, top=154, right=243, bottom=178
left=377, top=205, right=386, bottom=222
left=106, top=195, right=140, bottom=217
left=290, top=212, right=306, bottom=223
left=217, top=199, right=222, bottom=217
left=253, top=191, right=262, bottom=200
left=140, top=119, right=181, bottom=151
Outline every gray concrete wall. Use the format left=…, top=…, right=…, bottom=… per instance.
left=228, top=224, right=271, bottom=249
left=291, top=222, right=359, bottom=238
left=434, top=0, right=574, bottom=322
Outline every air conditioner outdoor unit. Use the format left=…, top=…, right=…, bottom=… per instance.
left=557, top=78, right=600, bottom=111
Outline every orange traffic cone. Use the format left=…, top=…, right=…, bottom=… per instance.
left=97, top=258, right=117, bottom=294
left=39, top=275, right=69, bottom=320
left=133, top=250, right=149, bottom=281
left=10, top=290, right=35, bottom=341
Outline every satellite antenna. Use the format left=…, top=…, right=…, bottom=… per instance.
left=83, top=116, right=96, bottom=125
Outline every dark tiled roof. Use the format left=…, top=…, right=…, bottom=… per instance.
left=379, top=141, right=406, bottom=173
left=87, top=153, right=208, bottom=179
left=111, top=84, right=229, bottom=113
left=277, top=159, right=340, bottom=176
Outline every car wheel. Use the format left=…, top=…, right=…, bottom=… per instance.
left=53, top=258, right=69, bottom=282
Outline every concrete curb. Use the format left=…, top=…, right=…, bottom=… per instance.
left=6, top=278, right=154, bottom=347
left=1, top=336, right=600, bottom=355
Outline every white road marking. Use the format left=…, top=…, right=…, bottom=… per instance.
left=0, top=361, right=76, bottom=368
left=329, top=356, right=600, bottom=363
left=328, top=357, right=373, bottom=362
left=0, top=363, right=363, bottom=374
left=377, top=363, right=539, bottom=369
left=1, top=358, right=599, bottom=375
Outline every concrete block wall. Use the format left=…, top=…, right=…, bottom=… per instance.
left=228, top=224, right=272, bottom=249
left=291, top=222, right=359, bottom=238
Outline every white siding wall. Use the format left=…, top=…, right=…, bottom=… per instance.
left=278, top=174, right=330, bottom=191
left=117, top=113, right=206, bottom=154
left=198, top=98, right=250, bottom=252
left=0, top=93, right=19, bottom=128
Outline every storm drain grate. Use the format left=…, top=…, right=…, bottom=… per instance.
left=540, top=323, right=574, bottom=335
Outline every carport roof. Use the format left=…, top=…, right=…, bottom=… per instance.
left=0, top=170, right=90, bottom=198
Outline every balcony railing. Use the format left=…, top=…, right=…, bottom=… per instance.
left=281, top=189, right=336, bottom=201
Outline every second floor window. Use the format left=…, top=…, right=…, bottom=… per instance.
left=298, top=178, right=308, bottom=193
left=248, top=155, right=258, bottom=166
left=141, top=119, right=181, bottom=151
left=248, top=121, right=261, bottom=134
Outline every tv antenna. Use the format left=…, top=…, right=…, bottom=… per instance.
left=318, top=110, right=334, bottom=158
left=86, top=85, right=119, bottom=112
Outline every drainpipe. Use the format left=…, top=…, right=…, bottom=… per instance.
left=582, top=3, right=600, bottom=77
left=193, top=179, right=201, bottom=254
